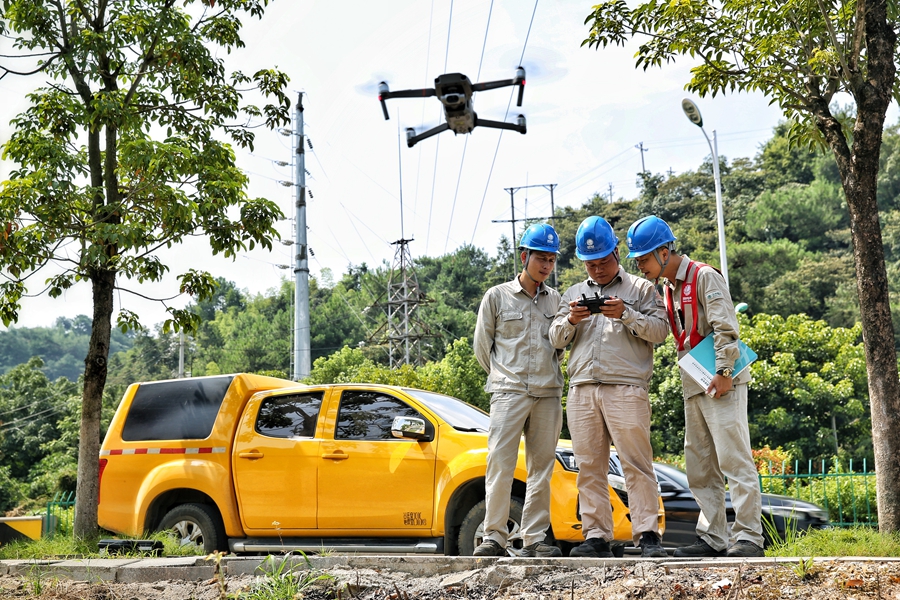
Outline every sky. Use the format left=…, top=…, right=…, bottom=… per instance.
left=2, top=0, right=880, bottom=330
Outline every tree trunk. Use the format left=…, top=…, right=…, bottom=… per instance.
left=72, top=268, right=115, bottom=539
left=823, top=0, right=900, bottom=533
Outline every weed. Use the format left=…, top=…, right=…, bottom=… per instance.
left=791, top=557, right=816, bottom=580
left=239, top=552, right=335, bottom=600
left=205, top=550, right=229, bottom=600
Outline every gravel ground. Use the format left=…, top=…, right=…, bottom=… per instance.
left=2, top=559, right=900, bottom=599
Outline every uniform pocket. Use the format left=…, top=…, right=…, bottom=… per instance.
left=498, top=310, right=525, bottom=338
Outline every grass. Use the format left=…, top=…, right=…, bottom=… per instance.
left=0, top=529, right=204, bottom=560
left=766, top=526, right=900, bottom=558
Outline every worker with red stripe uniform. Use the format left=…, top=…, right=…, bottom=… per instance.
left=626, top=215, right=764, bottom=559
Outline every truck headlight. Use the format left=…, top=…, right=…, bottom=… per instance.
left=555, top=448, right=578, bottom=472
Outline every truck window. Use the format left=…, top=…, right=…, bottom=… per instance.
left=122, top=375, right=234, bottom=441
left=256, top=392, right=323, bottom=438
left=335, top=391, right=424, bottom=440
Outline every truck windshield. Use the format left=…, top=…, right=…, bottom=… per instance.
left=402, top=389, right=489, bottom=432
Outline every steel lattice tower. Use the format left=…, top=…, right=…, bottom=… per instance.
left=385, top=237, right=428, bottom=367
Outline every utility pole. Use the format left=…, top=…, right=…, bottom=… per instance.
left=608, top=183, right=614, bottom=203
left=635, top=142, right=648, bottom=173
left=492, top=183, right=560, bottom=286
left=293, top=93, right=311, bottom=381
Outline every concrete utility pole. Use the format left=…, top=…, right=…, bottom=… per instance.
left=492, top=183, right=560, bottom=286
left=293, top=93, right=311, bottom=381
left=635, top=142, right=648, bottom=173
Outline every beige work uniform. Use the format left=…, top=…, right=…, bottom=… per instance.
left=473, top=277, right=563, bottom=549
left=667, top=255, right=763, bottom=550
left=549, top=267, right=668, bottom=546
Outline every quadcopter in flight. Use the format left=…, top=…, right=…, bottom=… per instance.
left=378, top=67, right=527, bottom=148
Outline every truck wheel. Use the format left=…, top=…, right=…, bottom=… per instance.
left=158, top=503, right=226, bottom=554
left=458, top=497, right=524, bottom=556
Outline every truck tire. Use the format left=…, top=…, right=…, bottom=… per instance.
left=457, top=497, right=524, bottom=556
left=158, top=503, right=226, bottom=554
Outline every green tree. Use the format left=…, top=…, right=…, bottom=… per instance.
left=0, top=358, right=78, bottom=510
left=584, top=0, right=900, bottom=531
left=744, top=181, right=847, bottom=251
left=0, top=1, right=289, bottom=537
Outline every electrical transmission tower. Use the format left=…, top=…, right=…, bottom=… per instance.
left=384, top=237, right=431, bottom=367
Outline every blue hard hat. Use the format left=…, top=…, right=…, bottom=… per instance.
left=625, top=216, right=677, bottom=258
left=519, top=223, right=560, bottom=253
left=575, top=216, right=618, bottom=260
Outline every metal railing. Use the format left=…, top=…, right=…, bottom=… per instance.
left=45, top=491, right=76, bottom=538
left=758, top=458, right=877, bottom=527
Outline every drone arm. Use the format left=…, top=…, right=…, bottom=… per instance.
left=378, top=83, right=437, bottom=120
left=473, top=66, right=526, bottom=106
left=406, top=123, right=449, bottom=147
left=471, top=78, right=516, bottom=92
left=385, top=88, right=437, bottom=99
left=474, top=116, right=526, bottom=135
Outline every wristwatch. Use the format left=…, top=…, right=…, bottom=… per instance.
left=716, top=367, right=733, bottom=378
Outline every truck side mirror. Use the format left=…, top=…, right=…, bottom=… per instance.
left=391, top=416, right=433, bottom=442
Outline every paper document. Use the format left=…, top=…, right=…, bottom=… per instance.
left=678, top=335, right=758, bottom=390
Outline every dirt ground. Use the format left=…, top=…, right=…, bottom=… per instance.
left=1, top=559, right=900, bottom=599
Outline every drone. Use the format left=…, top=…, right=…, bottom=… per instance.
left=378, top=67, right=527, bottom=148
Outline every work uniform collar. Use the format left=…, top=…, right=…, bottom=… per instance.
left=513, top=275, right=547, bottom=297
left=665, top=254, right=692, bottom=288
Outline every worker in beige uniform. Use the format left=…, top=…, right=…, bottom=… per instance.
left=549, top=216, right=669, bottom=558
left=626, top=215, right=764, bottom=558
left=472, top=223, right=564, bottom=558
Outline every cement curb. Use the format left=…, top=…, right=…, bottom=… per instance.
left=1, top=555, right=898, bottom=583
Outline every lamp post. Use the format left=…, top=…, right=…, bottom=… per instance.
left=681, top=99, right=729, bottom=286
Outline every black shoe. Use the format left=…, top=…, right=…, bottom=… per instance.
left=473, top=539, right=506, bottom=556
left=569, top=537, right=614, bottom=558
left=639, top=531, right=667, bottom=558
left=672, top=537, right=725, bottom=558
left=726, top=540, right=764, bottom=558
left=521, top=541, right=562, bottom=557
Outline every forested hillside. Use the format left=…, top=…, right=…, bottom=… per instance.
left=1, top=120, right=898, bottom=511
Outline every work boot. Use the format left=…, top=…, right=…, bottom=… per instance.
left=521, top=541, right=562, bottom=557
left=672, top=537, right=725, bottom=558
left=473, top=539, right=506, bottom=556
left=569, top=537, right=614, bottom=558
left=726, top=540, right=765, bottom=558
left=639, top=531, right=667, bottom=558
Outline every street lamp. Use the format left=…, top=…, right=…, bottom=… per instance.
left=681, top=98, right=729, bottom=286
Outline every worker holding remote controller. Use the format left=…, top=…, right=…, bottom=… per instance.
left=625, top=215, right=764, bottom=559
left=549, top=215, right=668, bottom=558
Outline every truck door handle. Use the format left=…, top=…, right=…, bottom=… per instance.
left=322, top=451, right=349, bottom=461
left=238, top=450, right=264, bottom=459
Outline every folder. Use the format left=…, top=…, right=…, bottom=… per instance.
left=677, top=334, right=758, bottom=390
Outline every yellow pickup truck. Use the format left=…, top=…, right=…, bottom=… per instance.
left=98, top=374, right=653, bottom=555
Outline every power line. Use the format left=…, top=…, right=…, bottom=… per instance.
left=444, top=0, right=496, bottom=255
left=470, top=0, right=541, bottom=246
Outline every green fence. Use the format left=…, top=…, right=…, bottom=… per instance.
left=758, top=459, right=877, bottom=527
left=45, top=491, right=76, bottom=538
